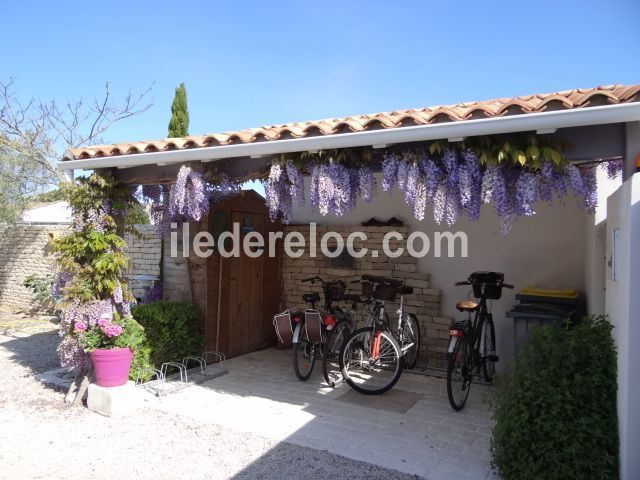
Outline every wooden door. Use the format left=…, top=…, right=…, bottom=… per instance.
left=227, top=211, right=265, bottom=357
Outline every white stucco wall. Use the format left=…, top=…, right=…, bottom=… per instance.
left=292, top=174, right=590, bottom=366
left=606, top=175, right=640, bottom=478
left=21, top=201, right=71, bottom=223
left=584, top=166, right=623, bottom=315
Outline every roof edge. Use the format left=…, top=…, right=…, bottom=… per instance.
left=59, top=101, right=640, bottom=172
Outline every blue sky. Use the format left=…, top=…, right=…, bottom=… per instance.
left=2, top=0, right=639, bottom=148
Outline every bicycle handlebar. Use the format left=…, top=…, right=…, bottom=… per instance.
left=455, top=279, right=514, bottom=289
left=302, top=277, right=319, bottom=283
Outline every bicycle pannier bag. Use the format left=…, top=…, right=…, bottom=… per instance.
left=273, top=310, right=295, bottom=347
left=305, top=309, right=324, bottom=344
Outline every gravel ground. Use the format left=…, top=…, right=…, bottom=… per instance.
left=0, top=310, right=417, bottom=480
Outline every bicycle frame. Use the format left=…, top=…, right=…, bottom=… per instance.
left=364, top=293, right=415, bottom=356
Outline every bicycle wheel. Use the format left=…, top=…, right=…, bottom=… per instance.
left=340, top=327, right=403, bottom=395
left=401, top=313, right=421, bottom=370
left=322, top=327, right=344, bottom=388
left=447, top=335, right=472, bottom=411
left=482, top=316, right=497, bottom=382
left=293, top=326, right=317, bottom=381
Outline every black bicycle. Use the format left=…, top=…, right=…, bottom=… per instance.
left=292, top=277, right=358, bottom=386
left=339, top=274, right=421, bottom=395
left=446, top=271, right=513, bottom=411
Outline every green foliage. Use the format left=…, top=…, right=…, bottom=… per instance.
left=168, top=83, right=189, bottom=137
left=50, top=173, right=139, bottom=302
left=29, top=188, right=66, bottom=203
left=132, top=301, right=204, bottom=370
left=127, top=202, right=150, bottom=224
left=82, top=313, right=146, bottom=352
left=490, top=316, right=618, bottom=480
left=275, top=132, right=568, bottom=171
left=0, top=144, right=59, bottom=222
left=23, top=273, right=54, bottom=304
left=130, top=345, right=152, bottom=381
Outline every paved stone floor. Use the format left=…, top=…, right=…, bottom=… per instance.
left=144, top=348, right=497, bottom=480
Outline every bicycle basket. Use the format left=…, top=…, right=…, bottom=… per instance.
left=305, top=309, right=324, bottom=344
left=326, top=282, right=346, bottom=302
left=470, top=271, right=504, bottom=300
left=362, top=281, right=397, bottom=302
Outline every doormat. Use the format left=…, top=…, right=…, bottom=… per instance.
left=336, top=388, right=424, bottom=414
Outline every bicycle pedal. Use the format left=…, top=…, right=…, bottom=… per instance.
left=487, top=355, right=499, bottom=362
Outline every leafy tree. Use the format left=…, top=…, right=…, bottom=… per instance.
left=0, top=79, right=152, bottom=222
left=167, top=83, right=189, bottom=137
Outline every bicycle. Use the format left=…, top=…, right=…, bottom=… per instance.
left=339, top=274, right=421, bottom=395
left=322, top=292, right=361, bottom=388
left=446, top=271, right=513, bottom=411
left=291, top=276, right=357, bottom=385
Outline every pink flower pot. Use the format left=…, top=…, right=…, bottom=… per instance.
left=91, top=347, right=133, bottom=387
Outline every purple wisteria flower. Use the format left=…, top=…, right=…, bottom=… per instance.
left=481, top=165, right=501, bottom=204
left=516, top=171, right=539, bottom=217
left=566, top=164, right=584, bottom=198
left=309, top=164, right=320, bottom=208
left=265, top=163, right=293, bottom=223
left=358, top=167, right=376, bottom=202
left=604, top=159, right=623, bottom=180
left=168, top=166, right=210, bottom=223
left=57, top=335, right=90, bottom=370
left=433, top=185, right=446, bottom=225
left=581, top=167, right=598, bottom=214
left=459, top=150, right=482, bottom=221
left=381, top=153, right=400, bottom=192
left=396, top=158, right=410, bottom=192
left=285, top=162, right=305, bottom=206
left=419, top=156, right=443, bottom=202
left=317, top=163, right=353, bottom=216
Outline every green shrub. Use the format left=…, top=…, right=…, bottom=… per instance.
left=131, top=301, right=205, bottom=378
left=23, top=273, right=54, bottom=305
left=490, top=316, right=618, bottom=480
left=130, top=345, right=152, bottom=381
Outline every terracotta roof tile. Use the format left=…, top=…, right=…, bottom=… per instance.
left=63, top=84, right=640, bottom=161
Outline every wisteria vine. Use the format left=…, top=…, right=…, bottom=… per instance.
left=265, top=147, right=611, bottom=235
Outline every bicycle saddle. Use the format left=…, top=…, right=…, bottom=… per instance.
left=302, top=292, right=321, bottom=304
left=456, top=300, right=479, bottom=312
left=343, top=293, right=361, bottom=303
left=361, top=274, right=403, bottom=287
left=398, top=286, right=413, bottom=295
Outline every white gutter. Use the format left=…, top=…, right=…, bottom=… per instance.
left=58, top=102, right=640, bottom=171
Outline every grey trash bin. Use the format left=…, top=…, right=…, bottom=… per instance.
left=507, top=298, right=576, bottom=355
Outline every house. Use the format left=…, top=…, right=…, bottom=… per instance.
left=58, top=84, right=640, bottom=480
left=21, top=201, right=71, bottom=223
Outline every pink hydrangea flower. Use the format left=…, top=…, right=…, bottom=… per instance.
left=97, top=318, right=110, bottom=328
left=73, top=321, right=87, bottom=333
left=102, top=324, right=123, bottom=338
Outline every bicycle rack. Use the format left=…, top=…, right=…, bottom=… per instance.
left=203, top=351, right=226, bottom=366
left=135, top=351, right=228, bottom=397
left=182, top=356, right=206, bottom=381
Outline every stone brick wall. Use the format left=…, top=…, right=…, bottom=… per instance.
left=0, top=224, right=162, bottom=310
left=161, top=221, right=208, bottom=315
left=124, top=225, right=162, bottom=301
left=0, top=224, right=68, bottom=310
left=280, top=224, right=452, bottom=368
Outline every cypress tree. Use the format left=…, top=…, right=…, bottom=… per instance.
left=168, top=83, right=189, bottom=137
